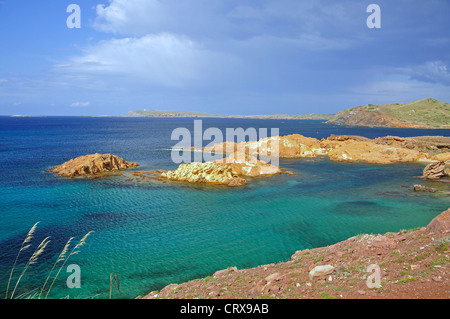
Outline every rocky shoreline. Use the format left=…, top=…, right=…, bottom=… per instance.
left=45, top=135, right=450, bottom=299
left=196, top=134, right=450, bottom=164
left=47, top=135, right=450, bottom=189
left=142, top=207, right=449, bottom=299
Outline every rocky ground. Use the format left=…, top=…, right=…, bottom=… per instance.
left=143, top=208, right=449, bottom=299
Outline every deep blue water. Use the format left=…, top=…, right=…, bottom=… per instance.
left=0, top=116, right=449, bottom=299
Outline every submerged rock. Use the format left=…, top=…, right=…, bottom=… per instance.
left=413, top=185, right=438, bottom=193
left=49, top=153, right=139, bottom=177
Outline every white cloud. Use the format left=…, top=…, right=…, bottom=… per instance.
left=54, top=33, right=226, bottom=87
left=71, top=101, right=90, bottom=107
left=94, top=0, right=158, bottom=34
left=397, top=60, right=450, bottom=86
left=0, top=79, right=7, bottom=83
left=93, top=0, right=226, bottom=36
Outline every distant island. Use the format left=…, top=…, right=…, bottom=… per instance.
left=327, top=98, right=450, bottom=129
left=121, top=110, right=334, bottom=120
left=122, top=98, right=450, bottom=129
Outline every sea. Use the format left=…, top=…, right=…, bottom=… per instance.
left=0, top=116, right=449, bottom=299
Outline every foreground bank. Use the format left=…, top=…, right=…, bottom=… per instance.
left=143, top=208, right=449, bottom=299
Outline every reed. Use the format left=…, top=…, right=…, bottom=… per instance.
left=5, top=221, right=94, bottom=299
left=43, top=231, right=94, bottom=299
left=10, top=236, right=51, bottom=299
left=5, top=222, right=40, bottom=299
left=38, top=237, right=74, bottom=299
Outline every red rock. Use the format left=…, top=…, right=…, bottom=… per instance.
left=422, top=161, right=447, bottom=179
left=426, top=208, right=450, bottom=235
left=49, top=153, right=138, bottom=177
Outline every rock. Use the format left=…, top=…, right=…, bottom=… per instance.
left=290, top=249, right=309, bottom=261
left=325, top=140, right=428, bottom=164
left=214, top=152, right=281, bottom=177
left=203, top=134, right=327, bottom=159
left=327, top=135, right=371, bottom=142
left=413, top=185, right=438, bottom=193
left=422, top=161, right=447, bottom=179
left=159, top=152, right=282, bottom=187
left=432, top=276, right=443, bottom=282
left=426, top=208, right=450, bottom=235
left=213, top=266, right=238, bottom=277
left=161, top=162, right=247, bottom=187
left=253, top=279, right=266, bottom=294
left=308, top=265, right=335, bottom=280
left=265, top=272, right=282, bottom=282
left=159, top=283, right=179, bottom=295
left=49, top=153, right=139, bottom=177
left=333, top=264, right=349, bottom=276
left=194, top=134, right=449, bottom=165
left=371, top=236, right=397, bottom=252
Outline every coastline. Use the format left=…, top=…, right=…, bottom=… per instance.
left=142, top=207, right=449, bottom=299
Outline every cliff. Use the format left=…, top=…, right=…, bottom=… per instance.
left=143, top=207, right=450, bottom=299
left=327, top=98, right=450, bottom=129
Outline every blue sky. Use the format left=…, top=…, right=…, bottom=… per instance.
left=0, top=0, right=449, bottom=116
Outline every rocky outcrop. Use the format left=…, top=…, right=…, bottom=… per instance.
left=374, top=136, right=450, bottom=155
left=159, top=153, right=281, bottom=187
left=160, top=162, right=247, bottom=187
left=195, top=134, right=450, bottom=165
left=200, top=134, right=326, bottom=159
left=49, top=153, right=139, bottom=177
left=426, top=208, right=450, bottom=234
left=422, top=161, right=448, bottom=179
left=324, top=140, right=429, bottom=164
left=213, top=153, right=281, bottom=177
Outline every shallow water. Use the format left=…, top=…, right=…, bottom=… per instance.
left=0, top=117, right=448, bottom=299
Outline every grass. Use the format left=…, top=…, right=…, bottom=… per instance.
left=321, top=291, right=338, bottom=299
left=436, top=240, right=448, bottom=253
left=396, top=276, right=418, bottom=285
left=382, top=98, right=450, bottom=127
left=4, top=222, right=93, bottom=299
left=329, top=98, right=450, bottom=127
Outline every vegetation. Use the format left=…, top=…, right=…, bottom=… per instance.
left=4, top=222, right=93, bottom=299
left=382, top=98, right=450, bottom=127
left=327, top=98, right=450, bottom=128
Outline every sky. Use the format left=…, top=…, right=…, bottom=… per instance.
left=0, top=0, right=449, bottom=116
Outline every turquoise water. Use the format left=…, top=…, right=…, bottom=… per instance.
left=0, top=117, right=449, bottom=299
